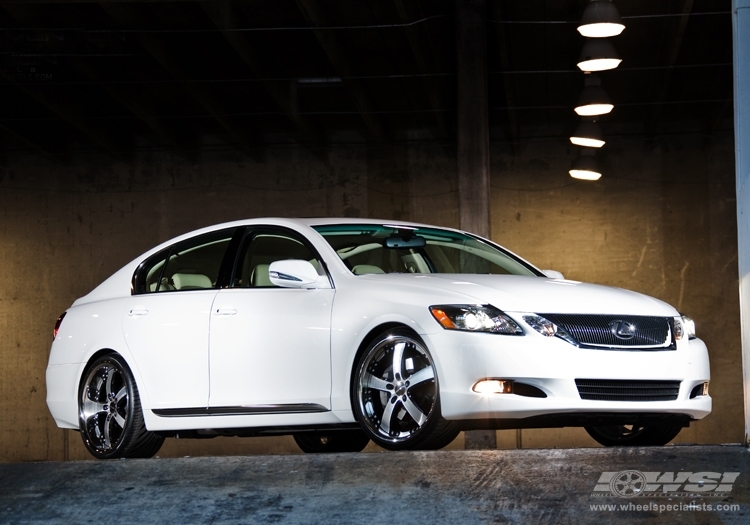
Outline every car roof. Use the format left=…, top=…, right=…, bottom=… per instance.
left=72, top=217, right=468, bottom=306
left=232, top=217, right=447, bottom=230
left=165, top=217, right=463, bottom=245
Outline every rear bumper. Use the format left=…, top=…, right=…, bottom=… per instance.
left=46, top=362, right=83, bottom=429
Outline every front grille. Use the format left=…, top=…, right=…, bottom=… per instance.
left=576, top=379, right=681, bottom=401
left=542, top=314, right=673, bottom=349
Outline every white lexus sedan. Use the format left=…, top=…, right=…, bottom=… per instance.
left=46, top=218, right=711, bottom=459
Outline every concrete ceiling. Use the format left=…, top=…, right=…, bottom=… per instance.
left=0, top=0, right=733, bottom=160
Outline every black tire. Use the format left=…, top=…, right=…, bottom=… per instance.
left=585, top=424, right=682, bottom=447
left=351, top=328, right=459, bottom=450
left=293, top=429, right=370, bottom=453
left=78, top=353, right=164, bottom=459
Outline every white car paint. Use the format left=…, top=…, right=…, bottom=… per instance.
left=46, top=217, right=711, bottom=439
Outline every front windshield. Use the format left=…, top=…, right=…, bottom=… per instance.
left=313, top=224, right=541, bottom=276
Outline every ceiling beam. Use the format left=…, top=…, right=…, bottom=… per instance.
left=392, top=0, right=450, bottom=141
left=70, top=57, right=199, bottom=160
left=2, top=2, right=198, bottom=159
left=1, top=71, right=125, bottom=158
left=200, top=0, right=327, bottom=159
left=646, top=0, right=695, bottom=138
left=295, top=0, right=388, bottom=142
left=0, top=0, right=215, bottom=3
left=0, top=123, right=66, bottom=163
left=99, top=1, right=263, bottom=161
left=0, top=4, right=126, bottom=158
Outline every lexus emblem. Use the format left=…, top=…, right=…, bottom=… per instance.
left=609, top=320, right=636, bottom=340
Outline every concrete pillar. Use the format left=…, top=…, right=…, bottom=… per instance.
left=456, top=0, right=491, bottom=239
left=456, top=0, right=495, bottom=450
left=733, top=0, right=750, bottom=445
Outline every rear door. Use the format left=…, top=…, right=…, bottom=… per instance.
left=123, top=228, right=238, bottom=410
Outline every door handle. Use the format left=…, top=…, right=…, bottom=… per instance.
left=128, top=308, right=149, bottom=318
left=214, top=308, right=237, bottom=316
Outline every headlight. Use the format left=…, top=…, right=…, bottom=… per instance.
left=429, top=305, right=523, bottom=335
left=675, top=314, right=696, bottom=340
left=522, top=314, right=578, bottom=346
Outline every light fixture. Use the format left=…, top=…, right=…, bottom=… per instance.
left=578, top=0, right=625, bottom=38
left=577, top=39, right=621, bottom=72
left=569, top=149, right=602, bottom=180
left=297, top=77, right=342, bottom=84
left=570, top=118, right=605, bottom=148
left=574, top=75, right=613, bottom=116
left=472, top=379, right=513, bottom=395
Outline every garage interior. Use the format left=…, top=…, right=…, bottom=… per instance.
left=0, top=0, right=746, bottom=465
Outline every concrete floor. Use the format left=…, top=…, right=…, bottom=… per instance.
left=1, top=445, right=748, bottom=524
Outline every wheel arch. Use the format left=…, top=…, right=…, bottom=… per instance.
left=76, top=347, right=152, bottom=413
left=348, top=322, right=421, bottom=395
left=77, top=349, right=138, bottom=410
left=76, top=347, right=165, bottom=458
left=345, top=321, right=458, bottom=449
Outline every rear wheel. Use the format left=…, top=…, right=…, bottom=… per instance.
left=78, top=353, right=164, bottom=459
left=293, top=430, right=370, bottom=453
left=352, top=329, right=459, bottom=450
left=585, top=424, right=682, bottom=446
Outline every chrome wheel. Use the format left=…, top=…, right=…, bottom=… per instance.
left=79, top=354, right=164, bottom=459
left=353, top=329, right=458, bottom=450
left=81, top=361, right=129, bottom=453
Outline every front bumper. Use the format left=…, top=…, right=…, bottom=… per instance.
left=423, top=329, right=711, bottom=425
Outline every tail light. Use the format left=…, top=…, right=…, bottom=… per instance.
left=53, top=312, right=67, bottom=340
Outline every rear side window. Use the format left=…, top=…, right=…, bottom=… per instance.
left=133, top=228, right=236, bottom=294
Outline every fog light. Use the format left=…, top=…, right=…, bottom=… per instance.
left=473, top=379, right=513, bottom=394
left=689, top=382, right=710, bottom=399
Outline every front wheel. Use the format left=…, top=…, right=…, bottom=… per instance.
left=351, top=329, right=459, bottom=450
left=78, top=353, right=164, bottom=459
left=585, top=424, right=682, bottom=446
left=293, top=430, right=370, bottom=453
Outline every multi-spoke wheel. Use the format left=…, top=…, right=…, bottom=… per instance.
left=585, top=424, right=682, bottom=447
left=352, top=329, right=459, bottom=450
left=79, top=353, right=164, bottom=459
left=293, top=429, right=370, bottom=453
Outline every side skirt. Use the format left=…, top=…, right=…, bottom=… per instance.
left=152, top=403, right=329, bottom=418
left=155, top=423, right=362, bottom=439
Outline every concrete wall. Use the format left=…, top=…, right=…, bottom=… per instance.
left=0, top=132, right=741, bottom=461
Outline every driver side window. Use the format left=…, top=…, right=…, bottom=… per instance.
left=233, top=230, right=322, bottom=288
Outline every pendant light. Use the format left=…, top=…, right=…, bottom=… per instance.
left=574, top=75, right=613, bottom=116
left=570, top=119, right=605, bottom=148
left=569, top=150, right=602, bottom=180
left=577, top=39, right=622, bottom=72
left=578, top=0, right=625, bottom=38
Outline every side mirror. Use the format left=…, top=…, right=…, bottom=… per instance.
left=542, top=269, right=565, bottom=279
left=268, top=260, right=325, bottom=288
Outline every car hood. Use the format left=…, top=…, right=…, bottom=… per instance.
left=354, top=274, right=678, bottom=316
